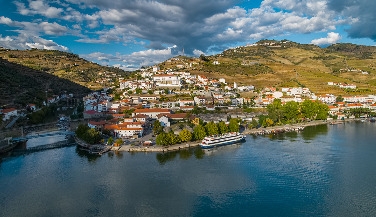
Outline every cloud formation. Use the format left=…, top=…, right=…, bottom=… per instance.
left=311, top=32, right=341, bottom=46
left=0, top=0, right=375, bottom=70
left=326, top=0, right=376, bottom=40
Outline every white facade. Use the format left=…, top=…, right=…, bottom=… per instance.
left=153, top=75, right=181, bottom=87
left=158, top=116, right=170, bottom=127
left=1, top=108, right=18, bottom=121
left=317, top=94, right=336, bottom=104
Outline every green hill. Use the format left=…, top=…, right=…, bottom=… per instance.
left=0, top=48, right=128, bottom=90
left=0, top=57, right=91, bottom=107
left=159, top=41, right=376, bottom=95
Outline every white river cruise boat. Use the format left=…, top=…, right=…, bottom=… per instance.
left=200, top=132, right=246, bottom=149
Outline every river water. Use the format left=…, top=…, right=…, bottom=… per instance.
left=0, top=122, right=375, bottom=217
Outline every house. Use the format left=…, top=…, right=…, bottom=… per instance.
left=193, top=96, right=206, bottom=105
left=27, top=104, right=37, bottom=111
left=104, top=124, right=144, bottom=138
left=153, top=74, right=181, bottom=87
left=178, top=99, right=194, bottom=107
left=231, top=98, right=244, bottom=106
left=88, top=120, right=106, bottom=130
left=158, top=115, right=170, bottom=127
left=317, top=94, right=336, bottom=104
left=83, top=110, right=103, bottom=119
left=132, top=108, right=170, bottom=119
left=112, top=114, right=125, bottom=120
left=133, top=114, right=148, bottom=122
left=328, top=105, right=340, bottom=116
left=1, top=108, right=18, bottom=121
left=165, top=113, right=189, bottom=121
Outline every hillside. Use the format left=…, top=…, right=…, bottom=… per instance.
left=159, top=40, right=376, bottom=95
left=0, top=57, right=91, bottom=107
left=0, top=48, right=129, bottom=90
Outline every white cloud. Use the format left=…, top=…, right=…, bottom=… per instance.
left=82, top=46, right=175, bottom=71
left=193, top=49, right=204, bottom=56
left=311, top=32, right=341, bottom=45
left=39, top=22, right=68, bottom=35
left=0, top=35, right=13, bottom=42
left=0, top=34, right=68, bottom=51
left=0, top=16, right=13, bottom=25
left=1, top=0, right=374, bottom=71
left=15, top=0, right=63, bottom=18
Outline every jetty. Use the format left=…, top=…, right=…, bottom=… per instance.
left=74, top=136, right=112, bottom=155
left=13, top=140, right=76, bottom=154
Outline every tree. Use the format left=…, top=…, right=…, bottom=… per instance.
left=205, top=121, right=218, bottom=136
left=114, top=138, right=123, bottom=146
left=193, top=125, right=206, bottom=141
left=228, top=118, right=240, bottom=132
left=300, top=99, right=317, bottom=120
left=179, top=129, right=192, bottom=142
left=156, top=132, right=178, bottom=146
left=75, top=124, right=90, bottom=138
left=263, top=118, right=274, bottom=127
left=316, top=102, right=329, bottom=120
left=107, top=137, right=114, bottom=145
left=283, top=101, right=299, bottom=123
left=258, top=115, right=267, bottom=127
left=217, top=121, right=228, bottom=134
left=336, top=95, right=344, bottom=102
left=135, top=88, right=142, bottom=94
left=156, top=132, right=168, bottom=146
left=250, top=119, right=259, bottom=129
left=267, top=99, right=284, bottom=124
left=85, top=128, right=102, bottom=144
left=153, top=120, right=164, bottom=135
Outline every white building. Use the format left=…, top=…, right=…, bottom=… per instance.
left=1, top=108, right=18, bottom=121
left=133, top=108, right=170, bottom=119
left=153, top=66, right=160, bottom=72
left=317, top=94, right=336, bottom=104
left=153, top=74, right=181, bottom=87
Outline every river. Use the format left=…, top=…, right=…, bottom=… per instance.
left=0, top=121, right=375, bottom=217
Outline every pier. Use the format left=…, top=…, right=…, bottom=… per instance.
left=13, top=140, right=76, bottom=154
left=11, top=130, right=75, bottom=143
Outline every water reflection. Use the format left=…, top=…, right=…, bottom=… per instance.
left=179, top=149, right=192, bottom=159
left=156, top=147, right=205, bottom=164
left=156, top=151, right=177, bottom=165
left=301, top=124, right=328, bottom=140
left=75, top=147, right=101, bottom=162
left=267, top=131, right=299, bottom=141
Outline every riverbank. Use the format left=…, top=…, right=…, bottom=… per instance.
left=115, top=140, right=201, bottom=152
left=113, top=118, right=363, bottom=153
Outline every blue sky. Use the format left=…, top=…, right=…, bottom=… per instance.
left=0, top=0, right=375, bottom=71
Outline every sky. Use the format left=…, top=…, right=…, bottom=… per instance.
left=0, top=0, right=375, bottom=71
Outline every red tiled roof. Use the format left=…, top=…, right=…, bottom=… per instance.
left=89, top=121, right=106, bottom=125
left=84, top=110, right=98, bottom=115
left=1, top=108, right=17, bottom=113
left=134, top=108, right=170, bottom=113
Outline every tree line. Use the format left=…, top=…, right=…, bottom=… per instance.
left=153, top=118, right=240, bottom=147
left=252, top=99, right=329, bottom=128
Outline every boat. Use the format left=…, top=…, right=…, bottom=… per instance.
left=200, top=132, right=246, bottom=149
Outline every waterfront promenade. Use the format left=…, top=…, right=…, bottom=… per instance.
left=115, top=141, right=201, bottom=152
left=114, top=119, right=350, bottom=153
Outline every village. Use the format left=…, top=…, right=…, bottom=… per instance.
left=77, top=64, right=376, bottom=144
left=2, top=61, right=376, bottom=144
